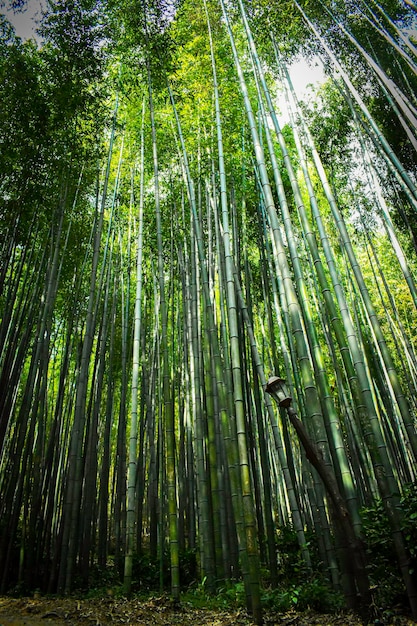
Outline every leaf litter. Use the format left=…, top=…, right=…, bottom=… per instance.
left=0, top=595, right=416, bottom=626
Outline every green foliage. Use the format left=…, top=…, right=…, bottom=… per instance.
left=183, top=551, right=342, bottom=614
left=261, top=524, right=344, bottom=613
left=82, top=561, right=123, bottom=596
left=0, top=3, right=108, bottom=249
left=261, top=576, right=343, bottom=613
left=275, top=524, right=313, bottom=579
left=179, top=548, right=198, bottom=587
left=297, top=0, right=417, bottom=175
left=399, top=482, right=417, bottom=570
left=241, top=0, right=312, bottom=63
left=131, top=552, right=167, bottom=591
left=182, top=579, right=246, bottom=610
left=71, top=550, right=180, bottom=596
left=122, top=548, right=198, bottom=593
left=108, top=0, right=176, bottom=89
left=360, top=483, right=417, bottom=611
left=38, top=0, right=107, bottom=84
left=301, top=80, right=353, bottom=177
left=0, top=36, right=50, bottom=234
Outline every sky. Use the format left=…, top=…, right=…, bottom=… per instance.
left=2, top=0, right=44, bottom=40
left=288, top=57, right=326, bottom=98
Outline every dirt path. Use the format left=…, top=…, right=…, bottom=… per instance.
left=0, top=595, right=415, bottom=626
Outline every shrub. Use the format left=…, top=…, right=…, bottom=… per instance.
left=360, top=482, right=417, bottom=611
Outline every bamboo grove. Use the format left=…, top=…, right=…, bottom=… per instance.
left=1, top=0, right=417, bottom=622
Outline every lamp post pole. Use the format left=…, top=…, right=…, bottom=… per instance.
left=264, top=376, right=371, bottom=613
left=264, top=377, right=347, bottom=511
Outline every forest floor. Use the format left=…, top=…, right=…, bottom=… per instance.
left=0, top=595, right=416, bottom=626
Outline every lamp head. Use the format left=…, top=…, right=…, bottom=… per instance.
left=264, top=376, right=292, bottom=408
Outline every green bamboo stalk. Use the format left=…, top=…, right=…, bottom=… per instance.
left=146, top=57, right=179, bottom=600
left=167, top=82, right=252, bottom=607
left=204, top=3, right=262, bottom=620
left=223, top=10, right=353, bottom=597
left=318, top=0, right=417, bottom=136
left=124, top=98, right=146, bottom=594
left=58, top=95, right=119, bottom=593
left=294, top=0, right=417, bottom=205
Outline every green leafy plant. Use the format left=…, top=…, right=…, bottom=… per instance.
left=131, top=551, right=169, bottom=591
left=259, top=524, right=343, bottom=613
left=179, top=548, right=198, bottom=587
left=360, top=483, right=417, bottom=612
left=182, top=579, right=246, bottom=610
left=261, top=576, right=343, bottom=612
left=399, top=482, right=417, bottom=571
left=275, top=524, right=317, bottom=581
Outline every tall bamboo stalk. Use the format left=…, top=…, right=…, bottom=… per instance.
left=125, top=98, right=146, bottom=594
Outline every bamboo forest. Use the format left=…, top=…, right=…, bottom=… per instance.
left=1, top=0, right=417, bottom=623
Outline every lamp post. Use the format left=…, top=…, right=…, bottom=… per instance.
left=264, top=376, right=333, bottom=479
left=264, top=375, right=371, bottom=612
